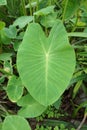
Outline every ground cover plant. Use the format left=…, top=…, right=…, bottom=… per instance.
left=0, top=0, right=87, bottom=130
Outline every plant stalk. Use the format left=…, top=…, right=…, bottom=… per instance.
left=62, top=0, right=68, bottom=22
left=48, top=0, right=51, bottom=6
left=28, top=0, right=33, bottom=15
left=36, top=0, right=39, bottom=11
left=76, top=114, right=87, bottom=130
left=21, top=0, right=27, bottom=15
left=0, top=43, right=2, bottom=54
left=71, top=10, right=79, bottom=32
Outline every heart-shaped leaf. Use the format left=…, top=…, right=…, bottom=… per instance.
left=17, top=20, right=75, bottom=106
left=2, top=115, right=31, bottom=130
left=17, top=94, right=46, bottom=118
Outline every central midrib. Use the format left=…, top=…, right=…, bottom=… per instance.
left=45, top=52, right=49, bottom=87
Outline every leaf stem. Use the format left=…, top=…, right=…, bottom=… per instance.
left=28, top=0, right=33, bottom=15
left=71, top=10, right=79, bottom=32
left=21, top=0, right=27, bottom=15
left=45, top=27, right=48, bottom=37
left=44, top=16, right=48, bottom=36
left=76, top=112, right=87, bottom=130
left=0, top=43, right=2, bottom=54
left=36, top=0, right=39, bottom=11
left=62, top=0, right=68, bottom=22
left=48, top=0, right=51, bottom=6
left=68, top=32, right=87, bottom=38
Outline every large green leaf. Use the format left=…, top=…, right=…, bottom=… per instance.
left=17, top=20, right=75, bottom=106
left=17, top=94, right=46, bottom=118
left=2, top=115, right=31, bottom=130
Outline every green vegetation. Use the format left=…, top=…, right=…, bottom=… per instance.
left=0, top=0, right=87, bottom=130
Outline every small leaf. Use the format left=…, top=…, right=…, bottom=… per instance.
left=34, top=6, right=55, bottom=16
left=7, top=76, right=23, bottom=102
left=17, top=94, right=46, bottom=118
left=40, top=13, right=57, bottom=28
left=53, top=98, right=62, bottom=110
left=63, top=0, right=80, bottom=20
left=73, top=81, right=82, bottom=99
left=70, top=74, right=87, bottom=86
left=2, top=115, right=31, bottom=130
left=0, top=75, right=6, bottom=84
left=0, top=21, right=5, bottom=30
left=13, top=41, right=21, bottom=51
left=4, top=60, right=13, bottom=74
left=0, top=53, right=12, bottom=61
left=0, top=29, right=11, bottom=44
left=54, top=126, right=59, bottom=130
left=13, top=16, right=33, bottom=28
left=4, top=26, right=17, bottom=39
left=0, top=0, right=7, bottom=5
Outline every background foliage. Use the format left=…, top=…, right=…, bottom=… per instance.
left=0, top=0, right=87, bottom=130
